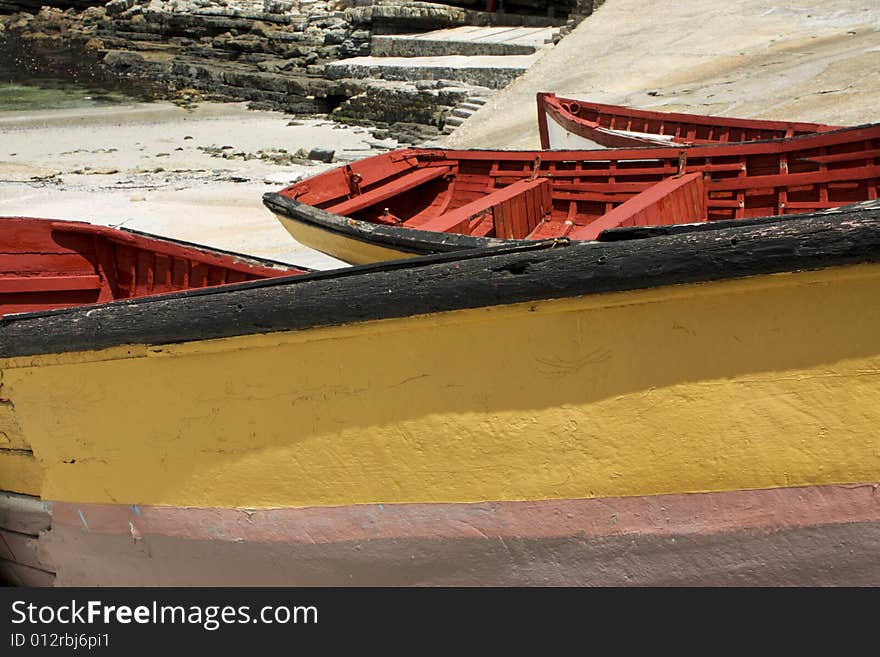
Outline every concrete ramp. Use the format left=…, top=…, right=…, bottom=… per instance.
left=445, top=0, right=880, bottom=149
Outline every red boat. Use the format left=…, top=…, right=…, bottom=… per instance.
left=537, top=93, right=841, bottom=149
left=0, top=217, right=310, bottom=317
left=264, top=123, right=880, bottom=264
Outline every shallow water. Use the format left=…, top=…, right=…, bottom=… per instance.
left=0, top=79, right=139, bottom=112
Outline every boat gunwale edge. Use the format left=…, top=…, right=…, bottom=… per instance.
left=3, top=206, right=880, bottom=358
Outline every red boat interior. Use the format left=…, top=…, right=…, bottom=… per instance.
left=544, top=95, right=839, bottom=145
left=0, top=218, right=304, bottom=318
left=279, top=125, right=880, bottom=242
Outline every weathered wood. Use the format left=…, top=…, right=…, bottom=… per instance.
left=538, top=93, right=841, bottom=148
left=0, top=217, right=310, bottom=318
left=0, top=491, right=51, bottom=535
left=0, top=558, right=55, bottom=586
left=571, top=172, right=706, bottom=240
left=328, top=166, right=451, bottom=216
left=4, top=206, right=880, bottom=358
left=0, top=528, right=52, bottom=571
left=268, top=124, right=880, bottom=261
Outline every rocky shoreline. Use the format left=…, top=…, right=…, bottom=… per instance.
left=0, top=1, right=604, bottom=142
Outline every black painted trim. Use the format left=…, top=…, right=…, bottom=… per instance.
left=597, top=200, right=880, bottom=241
left=118, top=226, right=314, bottom=272
left=3, top=206, right=880, bottom=358
left=263, top=192, right=512, bottom=256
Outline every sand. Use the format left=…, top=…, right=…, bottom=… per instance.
left=5, top=0, right=880, bottom=265
left=446, top=0, right=880, bottom=149
left=0, top=101, right=397, bottom=269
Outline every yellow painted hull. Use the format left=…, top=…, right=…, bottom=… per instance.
left=273, top=212, right=413, bottom=265
left=3, top=263, right=880, bottom=508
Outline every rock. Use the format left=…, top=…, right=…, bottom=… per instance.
left=106, top=0, right=137, bottom=16
left=102, top=50, right=146, bottom=70
left=307, top=147, right=335, bottom=163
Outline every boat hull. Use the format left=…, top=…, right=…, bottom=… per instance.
left=537, top=93, right=841, bottom=149
left=3, top=210, right=880, bottom=585
left=4, top=484, right=879, bottom=586
left=267, top=125, right=880, bottom=264
left=274, top=210, right=419, bottom=265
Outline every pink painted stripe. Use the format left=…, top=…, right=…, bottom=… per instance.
left=49, top=483, right=880, bottom=545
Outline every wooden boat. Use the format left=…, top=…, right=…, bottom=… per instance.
left=2, top=204, right=880, bottom=586
left=537, top=92, right=841, bottom=149
left=264, top=123, right=880, bottom=264
left=0, top=216, right=308, bottom=317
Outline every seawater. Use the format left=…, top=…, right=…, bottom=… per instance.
left=0, top=79, right=137, bottom=112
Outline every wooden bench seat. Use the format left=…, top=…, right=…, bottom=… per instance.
left=570, top=172, right=706, bottom=240
left=0, top=275, right=102, bottom=294
left=326, top=166, right=451, bottom=216
left=411, top=177, right=553, bottom=239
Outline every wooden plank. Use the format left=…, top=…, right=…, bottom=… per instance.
left=0, top=558, right=54, bottom=586
left=0, top=528, right=51, bottom=571
left=327, top=166, right=450, bottom=216
left=0, top=491, right=50, bottom=535
left=709, top=165, right=880, bottom=192
left=0, top=275, right=101, bottom=294
left=799, top=148, right=880, bottom=164
left=415, top=178, right=552, bottom=235
left=571, top=172, right=707, bottom=240
left=0, top=253, right=96, bottom=275
left=0, top=451, right=43, bottom=496
left=6, top=206, right=880, bottom=357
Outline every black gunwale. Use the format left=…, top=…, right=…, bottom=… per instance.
left=3, top=206, right=880, bottom=358
left=263, top=193, right=509, bottom=256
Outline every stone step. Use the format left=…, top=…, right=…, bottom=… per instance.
left=372, top=36, right=535, bottom=58
left=458, top=102, right=484, bottom=111
left=444, top=115, right=466, bottom=127
left=466, top=97, right=488, bottom=105
left=372, top=25, right=556, bottom=58
left=324, top=55, right=536, bottom=90
left=451, top=107, right=474, bottom=119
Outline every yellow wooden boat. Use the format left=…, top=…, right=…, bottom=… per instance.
left=2, top=204, right=880, bottom=585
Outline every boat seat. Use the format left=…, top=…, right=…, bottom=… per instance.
left=414, top=177, right=553, bottom=238
left=0, top=275, right=102, bottom=294
left=570, top=171, right=706, bottom=240
left=326, top=166, right=451, bottom=216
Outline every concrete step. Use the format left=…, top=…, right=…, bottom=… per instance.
left=324, top=55, right=536, bottom=89
left=371, top=25, right=557, bottom=58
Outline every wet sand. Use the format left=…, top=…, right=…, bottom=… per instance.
left=0, top=101, right=397, bottom=269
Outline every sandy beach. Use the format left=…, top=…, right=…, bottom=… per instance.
left=0, top=101, right=399, bottom=269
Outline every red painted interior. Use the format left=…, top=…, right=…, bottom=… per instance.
left=278, top=123, right=880, bottom=242
left=0, top=218, right=306, bottom=318
left=538, top=93, right=841, bottom=148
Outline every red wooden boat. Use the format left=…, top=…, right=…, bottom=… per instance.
left=537, top=93, right=841, bottom=149
left=0, top=217, right=310, bottom=317
left=264, top=123, right=880, bottom=264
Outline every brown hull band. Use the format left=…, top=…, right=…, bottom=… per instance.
left=5, top=483, right=879, bottom=586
